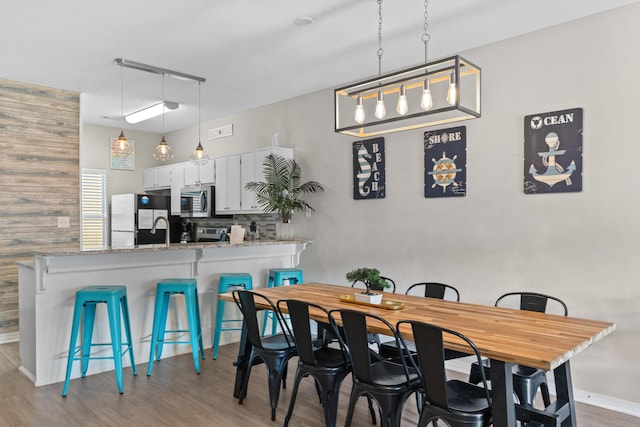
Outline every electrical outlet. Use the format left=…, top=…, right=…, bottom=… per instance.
left=208, top=124, right=233, bottom=140
left=57, top=216, right=70, bottom=228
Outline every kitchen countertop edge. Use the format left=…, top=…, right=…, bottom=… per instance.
left=31, top=239, right=313, bottom=257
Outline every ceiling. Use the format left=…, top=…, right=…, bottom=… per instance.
left=2, top=0, right=638, bottom=134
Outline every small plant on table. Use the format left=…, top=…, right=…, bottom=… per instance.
left=346, top=267, right=389, bottom=296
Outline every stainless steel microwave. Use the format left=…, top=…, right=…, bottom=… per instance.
left=180, top=186, right=211, bottom=218
left=180, top=186, right=233, bottom=219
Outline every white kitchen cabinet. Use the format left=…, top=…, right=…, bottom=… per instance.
left=169, top=163, right=184, bottom=215
left=184, top=161, right=215, bottom=186
left=215, top=155, right=241, bottom=213
left=240, top=147, right=294, bottom=213
left=143, top=165, right=172, bottom=190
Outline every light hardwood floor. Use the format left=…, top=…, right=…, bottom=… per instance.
left=0, top=342, right=636, bottom=426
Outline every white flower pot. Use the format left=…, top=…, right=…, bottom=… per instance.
left=354, top=292, right=383, bottom=305
left=276, top=222, right=294, bottom=240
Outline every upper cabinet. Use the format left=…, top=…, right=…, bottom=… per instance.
left=214, top=147, right=294, bottom=214
left=215, top=155, right=241, bottom=213
left=184, top=161, right=215, bottom=187
left=241, top=147, right=294, bottom=213
left=169, top=164, right=184, bottom=215
left=143, top=165, right=172, bottom=190
left=144, top=147, right=293, bottom=216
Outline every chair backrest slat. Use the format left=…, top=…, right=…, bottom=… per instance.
left=405, top=282, right=460, bottom=301
left=495, top=291, right=568, bottom=316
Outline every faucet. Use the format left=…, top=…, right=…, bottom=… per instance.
left=150, top=216, right=170, bottom=248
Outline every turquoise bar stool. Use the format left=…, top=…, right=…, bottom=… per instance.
left=261, top=268, right=304, bottom=336
left=146, top=278, right=205, bottom=376
left=61, top=285, right=136, bottom=397
left=213, top=273, right=253, bottom=360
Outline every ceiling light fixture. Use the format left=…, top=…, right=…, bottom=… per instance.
left=334, top=0, right=481, bottom=138
left=154, top=74, right=174, bottom=162
left=191, top=81, right=209, bottom=164
left=125, top=101, right=179, bottom=124
left=112, top=61, right=133, bottom=158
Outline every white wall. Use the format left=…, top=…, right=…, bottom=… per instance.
left=80, top=124, right=162, bottom=197
left=80, top=4, right=640, bottom=403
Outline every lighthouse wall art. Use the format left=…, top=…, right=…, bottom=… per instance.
left=524, top=108, right=583, bottom=194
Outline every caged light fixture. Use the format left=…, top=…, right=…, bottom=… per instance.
left=112, top=62, right=133, bottom=158
left=334, top=0, right=481, bottom=138
left=153, top=73, right=174, bottom=162
left=190, top=81, right=210, bottom=164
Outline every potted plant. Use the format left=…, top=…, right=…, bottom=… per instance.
left=245, top=153, right=324, bottom=239
left=346, top=267, right=389, bottom=304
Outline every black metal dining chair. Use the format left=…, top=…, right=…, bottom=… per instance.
left=380, top=282, right=464, bottom=361
left=397, top=319, right=493, bottom=427
left=232, top=290, right=297, bottom=421
left=277, top=299, right=375, bottom=427
left=468, top=291, right=569, bottom=409
left=328, top=308, right=421, bottom=427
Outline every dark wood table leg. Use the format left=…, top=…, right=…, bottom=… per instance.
left=490, top=359, right=517, bottom=427
left=554, top=361, right=577, bottom=427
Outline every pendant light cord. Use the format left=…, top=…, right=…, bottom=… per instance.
left=377, top=0, right=383, bottom=78
left=120, top=63, right=125, bottom=130
left=162, top=73, right=165, bottom=136
left=198, top=81, right=201, bottom=143
left=423, top=0, right=430, bottom=65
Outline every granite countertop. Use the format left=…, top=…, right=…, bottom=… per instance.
left=30, top=239, right=312, bottom=257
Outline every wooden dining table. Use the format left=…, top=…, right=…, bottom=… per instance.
left=219, top=282, right=615, bottom=427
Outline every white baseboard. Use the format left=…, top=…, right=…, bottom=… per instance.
left=446, top=359, right=640, bottom=418
left=18, top=365, right=36, bottom=384
left=0, top=332, right=19, bottom=344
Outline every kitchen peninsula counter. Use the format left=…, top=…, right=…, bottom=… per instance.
left=18, top=240, right=311, bottom=386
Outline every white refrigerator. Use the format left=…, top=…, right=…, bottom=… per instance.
left=111, top=193, right=169, bottom=248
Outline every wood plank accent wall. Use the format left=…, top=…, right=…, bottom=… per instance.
left=0, top=78, right=80, bottom=338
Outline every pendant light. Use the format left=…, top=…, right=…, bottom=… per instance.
left=420, top=0, right=434, bottom=111
left=191, top=81, right=209, bottom=164
left=334, top=0, right=481, bottom=138
left=153, top=73, right=174, bottom=161
left=112, top=62, right=133, bottom=158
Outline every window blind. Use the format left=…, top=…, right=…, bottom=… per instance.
left=81, top=169, right=107, bottom=250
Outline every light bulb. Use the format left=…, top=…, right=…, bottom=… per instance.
left=396, top=85, right=408, bottom=115
left=154, top=136, right=174, bottom=161
left=191, top=142, right=209, bottom=164
left=446, top=73, right=457, bottom=105
left=420, top=79, right=433, bottom=111
left=354, top=96, right=366, bottom=124
left=374, top=91, right=386, bottom=119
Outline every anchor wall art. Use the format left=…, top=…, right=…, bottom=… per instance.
left=424, top=126, right=467, bottom=198
left=352, top=137, right=385, bottom=200
left=524, top=107, right=583, bottom=194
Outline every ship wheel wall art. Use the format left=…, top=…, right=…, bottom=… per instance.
left=524, top=108, right=583, bottom=194
left=424, top=126, right=467, bottom=198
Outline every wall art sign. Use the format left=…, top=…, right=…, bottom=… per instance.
left=353, top=137, right=385, bottom=199
left=110, top=137, right=135, bottom=170
left=524, top=108, right=582, bottom=194
left=424, top=126, right=466, bottom=198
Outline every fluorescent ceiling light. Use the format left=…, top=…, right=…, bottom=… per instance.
left=125, top=101, right=179, bottom=124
